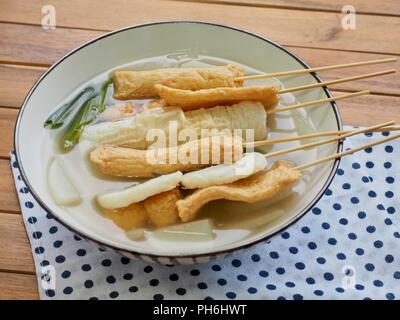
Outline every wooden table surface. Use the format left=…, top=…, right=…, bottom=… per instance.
left=0, top=0, right=399, bottom=299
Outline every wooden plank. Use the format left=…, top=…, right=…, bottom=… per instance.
left=0, top=0, right=400, bottom=54
left=0, top=212, right=35, bottom=273
left=0, top=159, right=20, bottom=213
left=0, top=65, right=44, bottom=108
left=0, top=23, right=102, bottom=66
left=337, top=93, right=400, bottom=127
left=0, top=272, right=39, bottom=299
left=182, top=0, right=400, bottom=16
left=0, top=107, right=17, bottom=157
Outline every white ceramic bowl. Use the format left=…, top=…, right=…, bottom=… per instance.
left=15, top=21, right=342, bottom=264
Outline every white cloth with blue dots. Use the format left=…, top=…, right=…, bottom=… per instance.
left=11, top=128, right=399, bottom=300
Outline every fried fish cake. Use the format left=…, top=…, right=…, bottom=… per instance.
left=83, top=101, right=267, bottom=147
left=155, top=84, right=279, bottom=110
left=176, top=161, right=301, bottom=222
left=113, top=65, right=244, bottom=99
left=103, top=202, right=148, bottom=230
left=103, top=189, right=183, bottom=230
left=90, top=135, right=243, bottom=178
left=143, top=188, right=183, bottom=227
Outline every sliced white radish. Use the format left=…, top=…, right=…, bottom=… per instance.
left=181, top=152, right=267, bottom=189
left=97, top=171, right=182, bottom=209
left=47, top=157, right=81, bottom=206
left=145, top=219, right=215, bottom=242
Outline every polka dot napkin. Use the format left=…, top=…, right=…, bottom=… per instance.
left=11, top=128, right=399, bottom=300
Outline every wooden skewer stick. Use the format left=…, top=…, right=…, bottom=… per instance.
left=279, top=69, right=395, bottom=94
left=244, top=126, right=400, bottom=148
left=267, top=90, right=369, bottom=114
left=264, top=121, right=395, bottom=159
left=235, top=57, right=397, bottom=81
left=296, top=133, right=400, bottom=170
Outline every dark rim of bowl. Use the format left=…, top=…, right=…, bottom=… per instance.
left=14, top=20, right=343, bottom=259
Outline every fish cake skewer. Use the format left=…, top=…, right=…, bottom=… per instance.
left=176, top=161, right=301, bottom=222
left=90, top=135, right=243, bottom=178
left=83, top=100, right=267, bottom=147
left=155, top=84, right=279, bottom=110
left=112, top=65, right=245, bottom=99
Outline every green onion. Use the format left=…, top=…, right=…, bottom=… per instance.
left=52, top=79, right=113, bottom=151
left=62, top=94, right=98, bottom=152
left=44, top=87, right=94, bottom=129
left=98, top=79, right=113, bottom=113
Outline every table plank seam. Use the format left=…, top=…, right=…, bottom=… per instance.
left=0, top=268, right=36, bottom=276
left=0, top=208, right=22, bottom=215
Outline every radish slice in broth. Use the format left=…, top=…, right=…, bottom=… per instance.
left=47, top=157, right=81, bottom=206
